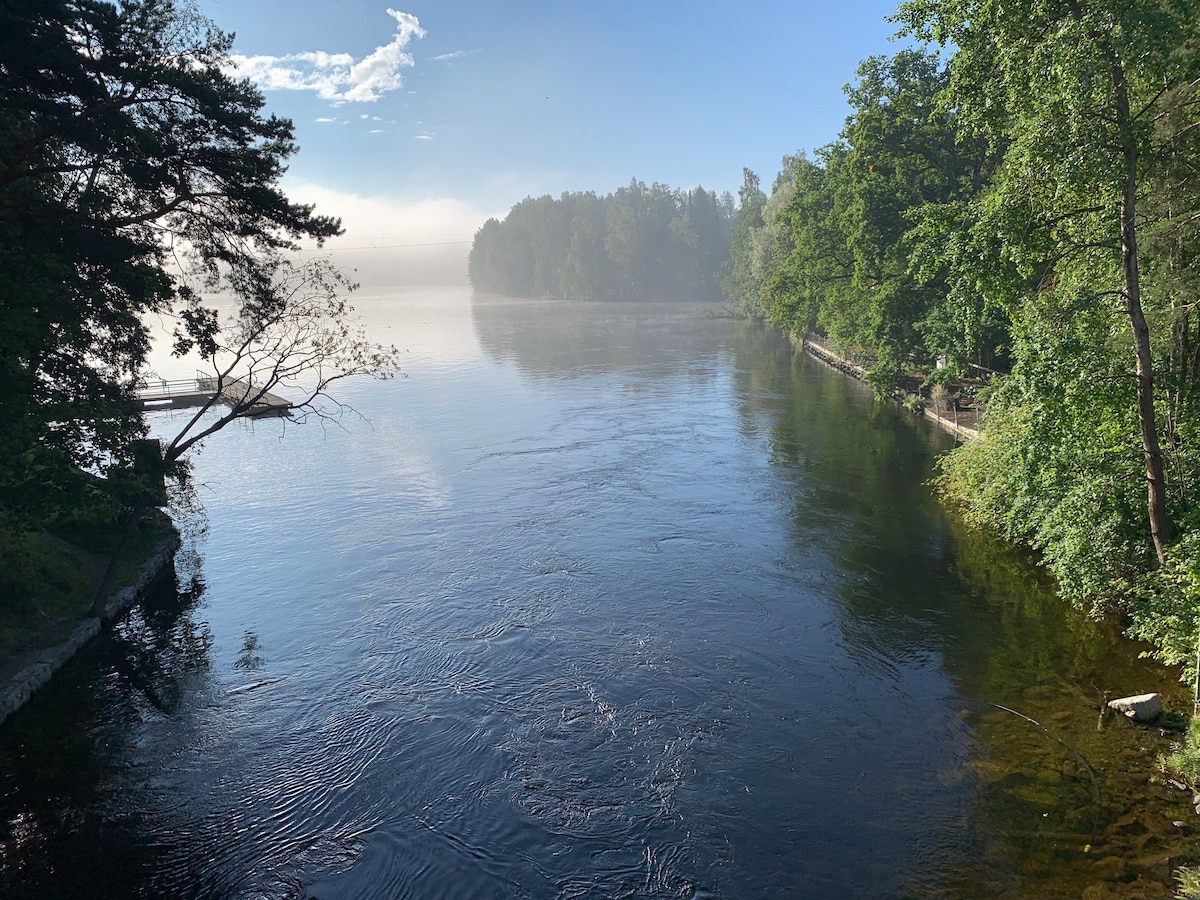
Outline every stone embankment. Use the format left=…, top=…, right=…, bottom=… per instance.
left=0, top=536, right=179, bottom=729
left=798, top=335, right=981, bottom=441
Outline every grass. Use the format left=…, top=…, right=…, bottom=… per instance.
left=0, top=510, right=177, bottom=660
left=0, top=528, right=96, bottom=658
left=1163, top=718, right=1200, bottom=788
left=1161, top=719, right=1200, bottom=899
left=53, top=508, right=177, bottom=597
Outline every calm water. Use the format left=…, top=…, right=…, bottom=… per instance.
left=1, top=289, right=1194, bottom=898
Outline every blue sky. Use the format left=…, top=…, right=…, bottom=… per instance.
left=198, top=0, right=909, bottom=281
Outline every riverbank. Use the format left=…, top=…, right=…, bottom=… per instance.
left=793, top=327, right=1200, bottom=894
left=0, top=531, right=179, bottom=729
left=796, top=333, right=982, bottom=440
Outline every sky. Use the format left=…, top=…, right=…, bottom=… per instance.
left=197, top=0, right=912, bottom=284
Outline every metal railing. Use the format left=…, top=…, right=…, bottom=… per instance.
left=136, top=378, right=200, bottom=399
left=137, top=371, right=221, bottom=400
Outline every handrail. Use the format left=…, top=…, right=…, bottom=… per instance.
left=136, top=377, right=201, bottom=399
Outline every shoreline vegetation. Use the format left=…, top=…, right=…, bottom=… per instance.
left=796, top=333, right=982, bottom=441
left=2, top=1, right=396, bottom=726
left=0, top=516, right=179, bottom=728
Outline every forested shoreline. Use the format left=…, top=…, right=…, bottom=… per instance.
left=467, top=182, right=732, bottom=302
left=725, top=1, right=1200, bottom=702
left=0, top=2, right=398, bottom=657
left=471, top=0, right=1200, bottom=801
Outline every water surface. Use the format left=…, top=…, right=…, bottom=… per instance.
left=1, top=289, right=1193, bottom=898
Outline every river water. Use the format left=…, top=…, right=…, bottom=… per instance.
left=1, top=288, right=1195, bottom=898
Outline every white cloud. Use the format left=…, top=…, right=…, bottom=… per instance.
left=230, top=9, right=425, bottom=103
left=430, top=49, right=479, bottom=62
left=414, top=133, right=434, bottom=141
left=315, top=116, right=338, bottom=123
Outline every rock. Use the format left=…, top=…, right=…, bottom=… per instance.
left=1092, top=856, right=1127, bottom=880
left=1108, top=693, right=1162, bottom=723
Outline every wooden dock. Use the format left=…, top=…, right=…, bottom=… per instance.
left=137, top=373, right=292, bottom=417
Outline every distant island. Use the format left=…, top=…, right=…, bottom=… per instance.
left=468, top=180, right=732, bottom=303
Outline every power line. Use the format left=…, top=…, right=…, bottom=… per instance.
left=327, top=240, right=473, bottom=250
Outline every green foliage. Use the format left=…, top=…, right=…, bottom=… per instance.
left=1129, top=531, right=1200, bottom=682
left=468, top=181, right=731, bottom=301
left=763, top=150, right=841, bottom=338
left=1163, top=720, right=1200, bottom=805
left=0, top=527, right=93, bottom=658
left=938, top=290, right=1153, bottom=608
left=889, top=0, right=1200, bottom=694
left=0, top=0, right=341, bottom=531
left=718, top=168, right=768, bottom=317
left=758, top=50, right=997, bottom=396
left=1180, top=868, right=1200, bottom=900
left=863, top=345, right=905, bottom=397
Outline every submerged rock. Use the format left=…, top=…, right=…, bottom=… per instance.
left=1108, top=693, right=1162, bottom=723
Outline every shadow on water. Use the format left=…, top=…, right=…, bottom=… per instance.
left=736, top=341, right=1198, bottom=897
left=0, top=562, right=213, bottom=900
left=471, top=294, right=731, bottom=381
left=470, top=296, right=1199, bottom=896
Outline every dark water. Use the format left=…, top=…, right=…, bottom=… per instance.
left=1, top=290, right=1195, bottom=898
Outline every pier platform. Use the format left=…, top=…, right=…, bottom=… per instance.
left=137, top=374, right=292, bottom=417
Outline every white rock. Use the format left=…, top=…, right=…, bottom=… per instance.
left=1108, top=692, right=1162, bottom=723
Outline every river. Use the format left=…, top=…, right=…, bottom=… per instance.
left=0, top=288, right=1194, bottom=898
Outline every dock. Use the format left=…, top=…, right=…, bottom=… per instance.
left=137, top=373, right=292, bottom=417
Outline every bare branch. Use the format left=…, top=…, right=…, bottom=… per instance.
left=160, top=257, right=399, bottom=469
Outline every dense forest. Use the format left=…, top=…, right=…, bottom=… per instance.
left=468, top=182, right=732, bottom=302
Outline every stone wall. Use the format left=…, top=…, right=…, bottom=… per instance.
left=0, top=536, right=180, bottom=729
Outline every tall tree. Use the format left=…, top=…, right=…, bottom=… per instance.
left=764, top=149, right=842, bottom=338
left=894, top=0, right=1200, bottom=563
left=762, top=52, right=989, bottom=392
left=720, top=169, right=768, bottom=316
left=0, top=0, right=340, bottom=527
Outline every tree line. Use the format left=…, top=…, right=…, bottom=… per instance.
left=726, top=1, right=1200, bottom=699
left=468, top=182, right=733, bottom=302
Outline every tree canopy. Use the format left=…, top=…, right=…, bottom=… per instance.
left=0, top=0, right=349, bottom=528
left=894, top=0, right=1200, bottom=567
left=723, top=51, right=1001, bottom=392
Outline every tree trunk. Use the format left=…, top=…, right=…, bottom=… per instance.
left=1114, top=76, right=1171, bottom=564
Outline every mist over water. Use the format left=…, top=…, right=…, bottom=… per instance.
left=0, top=289, right=1190, bottom=898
